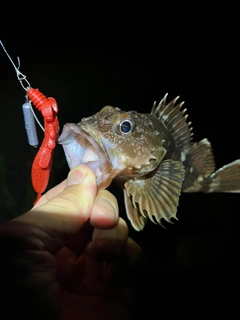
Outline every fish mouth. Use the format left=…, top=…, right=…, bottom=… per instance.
left=58, top=123, right=111, bottom=187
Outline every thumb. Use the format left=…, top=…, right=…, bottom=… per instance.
left=17, top=165, right=98, bottom=237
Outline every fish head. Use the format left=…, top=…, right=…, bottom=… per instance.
left=58, top=105, right=166, bottom=188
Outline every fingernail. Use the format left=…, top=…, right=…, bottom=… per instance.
left=67, top=167, right=86, bottom=186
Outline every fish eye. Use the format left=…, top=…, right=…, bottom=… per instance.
left=115, top=118, right=136, bottom=135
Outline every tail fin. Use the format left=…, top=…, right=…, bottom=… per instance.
left=207, top=160, right=240, bottom=193
left=182, top=139, right=240, bottom=193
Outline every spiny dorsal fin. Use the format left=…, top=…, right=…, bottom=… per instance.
left=151, top=93, right=193, bottom=152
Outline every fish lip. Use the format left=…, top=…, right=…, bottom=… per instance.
left=58, top=123, right=110, bottom=185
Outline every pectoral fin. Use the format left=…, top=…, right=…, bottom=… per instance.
left=123, top=190, right=148, bottom=231
left=124, top=159, right=185, bottom=231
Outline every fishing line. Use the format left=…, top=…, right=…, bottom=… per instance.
left=0, top=40, right=44, bottom=148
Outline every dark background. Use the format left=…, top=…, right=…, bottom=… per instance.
left=0, top=2, right=239, bottom=318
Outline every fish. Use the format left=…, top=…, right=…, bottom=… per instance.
left=58, top=94, right=240, bottom=231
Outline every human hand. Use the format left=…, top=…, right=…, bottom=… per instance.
left=0, top=165, right=141, bottom=320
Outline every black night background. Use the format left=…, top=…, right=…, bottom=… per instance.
left=0, top=2, right=239, bottom=318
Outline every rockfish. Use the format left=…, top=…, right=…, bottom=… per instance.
left=58, top=94, right=240, bottom=231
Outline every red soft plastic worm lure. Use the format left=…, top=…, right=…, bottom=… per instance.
left=27, top=88, right=59, bottom=203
